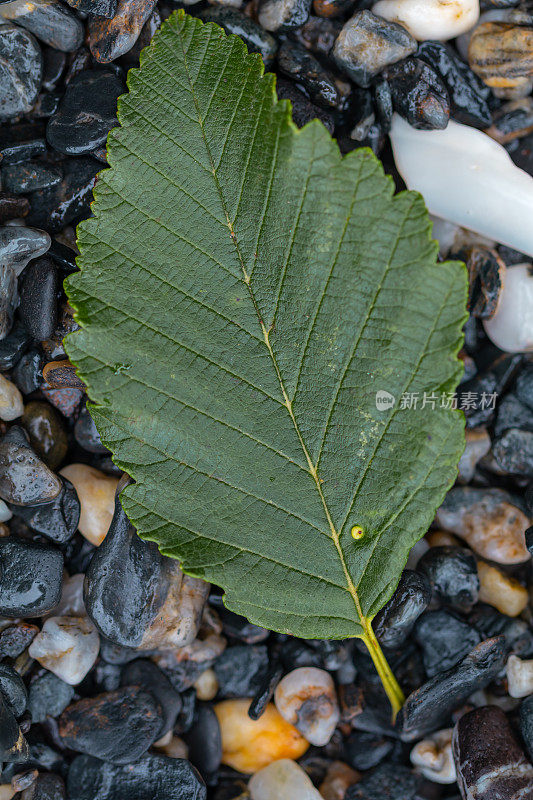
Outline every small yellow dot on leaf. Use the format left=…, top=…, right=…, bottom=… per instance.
left=351, top=525, right=364, bottom=540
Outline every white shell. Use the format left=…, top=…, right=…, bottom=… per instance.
left=373, top=0, right=479, bottom=40
left=483, top=264, right=533, bottom=352
left=390, top=115, right=533, bottom=259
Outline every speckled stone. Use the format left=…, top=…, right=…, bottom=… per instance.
left=88, top=0, right=157, bottom=62
left=0, top=0, right=83, bottom=52
left=0, top=22, right=42, bottom=120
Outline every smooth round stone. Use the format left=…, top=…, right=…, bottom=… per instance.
left=214, top=700, right=308, bottom=773
left=88, top=0, right=157, bottom=62
left=183, top=704, right=222, bottom=778
left=483, top=263, right=533, bottom=351
left=11, top=349, right=42, bottom=396
left=1, top=162, right=62, bottom=194
left=389, top=115, right=533, bottom=259
left=47, top=69, right=123, bottom=156
left=67, top=753, right=206, bottom=800
left=58, top=686, right=162, bottom=763
left=0, top=374, right=23, bottom=421
left=0, top=227, right=51, bottom=276
left=59, top=464, right=118, bottom=545
left=274, top=667, right=339, bottom=746
left=373, top=0, right=479, bottom=40
left=417, top=546, right=479, bottom=611
left=469, top=22, right=533, bottom=96
left=258, top=0, right=312, bottom=31
left=0, top=0, right=83, bottom=51
left=0, top=695, right=28, bottom=763
left=27, top=672, right=74, bottom=723
left=193, top=668, right=218, bottom=701
left=74, top=406, right=107, bottom=454
left=0, top=265, right=18, bottom=340
left=373, top=569, right=431, bottom=648
left=19, top=257, right=60, bottom=341
left=0, top=663, right=27, bottom=717
left=121, top=660, right=182, bottom=737
left=26, top=156, right=99, bottom=233
left=10, top=477, right=80, bottom=544
left=477, top=560, right=529, bottom=616
left=0, top=536, right=63, bottom=617
left=214, top=645, right=269, bottom=699
left=29, top=616, right=99, bottom=686
left=249, top=759, right=323, bottom=800
left=22, top=401, right=68, bottom=470
left=332, top=10, right=416, bottom=87
left=0, top=426, right=62, bottom=506
left=0, top=22, right=42, bottom=120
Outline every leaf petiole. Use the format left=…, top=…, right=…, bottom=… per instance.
left=360, top=617, right=405, bottom=720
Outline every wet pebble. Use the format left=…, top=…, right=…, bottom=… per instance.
left=67, top=753, right=206, bottom=800
left=0, top=375, right=23, bottom=422
left=27, top=673, right=74, bottom=723
left=19, top=774, right=66, bottom=800
left=0, top=663, right=28, bottom=717
left=345, top=763, right=421, bottom=800
left=385, top=57, right=450, bottom=129
left=21, top=401, right=67, bottom=470
left=88, top=0, right=158, bottom=62
left=10, top=477, right=80, bottom=544
left=249, top=758, right=322, bottom=799
left=293, top=15, right=341, bottom=56
left=47, top=69, right=123, bottom=156
left=59, top=463, right=117, bottom=546
left=276, top=78, right=335, bottom=131
left=0, top=536, right=63, bottom=617
left=183, top=703, right=222, bottom=778
left=0, top=623, right=38, bottom=658
left=42, top=359, right=84, bottom=389
left=483, top=263, right=533, bottom=351
left=373, top=569, right=431, bottom=648
left=418, top=546, right=480, bottom=611
left=493, top=427, right=533, bottom=475
left=274, top=666, right=339, bottom=745
left=19, top=257, right=59, bottom=342
left=333, top=10, right=416, bottom=88
left=26, top=156, right=99, bottom=233
left=1, top=163, right=62, bottom=195
left=214, top=699, right=308, bottom=772
left=29, top=615, right=100, bottom=685
left=344, top=729, right=393, bottom=770
left=59, top=686, right=162, bottom=763
left=0, top=194, right=30, bottom=224
left=0, top=694, right=29, bottom=763
left=373, top=0, right=479, bottom=41
left=121, top=659, right=182, bottom=736
left=469, top=21, right=533, bottom=97
left=0, top=0, right=83, bottom=52
left=214, top=645, right=269, bottom=698
left=477, top=559, right=529, bottom=616
left=0, top=426, right=62, bottom=506
left=278, top=40, right=340, bottom=108
left=396, top=636, right=507, bottom=740
left=415, top=610, right=481, bottom=676
left=73, top=405, right=107, bottom=454
left=258, top=0, right=312, bottom=32
left=487, top=96, right=533, bottom=143
left=453, top=705, right=533, bottom=798
left=0, top=227, right=51, bottom=276
left=202, top=8, right=278, bottom=67
left=0, top=23, right=42, bottom=121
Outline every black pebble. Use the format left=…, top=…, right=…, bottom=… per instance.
left=417, top=546, right=479, bottom=611
left=12, top=348, right=43, bottom=395
left=346, top=763, right=421, bottom=800
left=0, top=321, right=31, bottom=370
left=19, top=256, right=60, bottom=341
left=202, top=8, right=278, bottom=67
left=414, top=609, right=481, bottom=677
left=248, top=660, right=283, bottom=720
left=10, top=477, right=80, bottom=544
left=19, top=773, right=66, bottom=800
left=0, top=622, right=39, bottom=658
left=121, top=659, right=182, bottom=736
left=26, top=156, right=100, bottom=233
left=520, top=694, right=533, bottom=761
left=373, top=569, right=431, bottom=649
left=0, top=693, right=29, bottom=763
left=0, top=663, right=28, bottom=717
left=183, top=704, right=222, bottom=779
left=385, top=57, right=450, bottom=130
left=345, top=730, right=394, bottom=771
left=277, top=40, right=340, bottom=108
left=74, top=405, right=108, bottom=453
left=214, top=645, right=269, bottom=698
left=28, top=673, right=75, bottom=724
left=0, top=536, right=63, bottom=617
left=276, top=77, right=335, bottom=132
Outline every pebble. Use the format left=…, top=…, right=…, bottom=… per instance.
left=483, top=262, right=533, bottom=351
left=410, top=728, right=456, bottom=783
left=27, top=673, right=74, bottom=723
left=121, top=659, right=182, bottom=736
left=458, top=428, right=492, bottom=483
left=0, top=664, right=28, bottom=716
left=74, top=405, right=107, bottom=454
left=29, top=616, right=99, bottom=685
left=0, top=0, right=83, bottom=51
left=21, top=401, right=67, bottom=470
left=85, top=478, right=208, bottom=647
left=274, top=667, right=339, bottom=746
left=345, top=764, right=421, bottom=800
left=319, top=761, right=360, bottom=800
left=0, top=536, right=63, bottom=617
left=344, top=730, right=393, bottom=770
left=0, top=427, right=62, bottom=506
left=493, top=427, right=533, bottom=475
left=26, top=156, right=99, bottom=233
left=258, top=0, right=312, bottom=31
left=215, top=645, right=269, bottom=698
left=277, top=41, right=340, bottom=108
left=19, top=258, right=59, bottom=342
left=415, top=610, right=481, bottom=676
left=395, top=636, right=507, bottom=740
left=0, top=622, right=38, bottom=658
left=0, top=194, right=30, bottom=224
left=1, top=163, right=62, bottom=195
left=193, top=668, right=219, bottom=701
left=276, top=78, right=335, bottom=132
left=47, top=69, right=123, bottom=156
left=183, top=704, right=222, bottom=777
left=59, top=463, right=117, bottom=546
left=59, top=687, right=161, bottom=763
left=0, top=323, right=30, bottom=372
left=389, top=115, right=533, bottom=259
left=372, top=0, right=479, bottom=40
left=434, top=487, right=531, bottom=564
left=469, top=21, right=533, bottom=97
left=520, top=695, right=533, bottom=761
left=293, top=15, right=341, bottom=56
left=385, top=57, right=449, bottom=129
left=0, top=375, right=23, bottom=422
left=248, top=660, right=284, bottom=720
left=373, top=569, right=431, bottom=648
left=506, top=654, right=533, bottom=697
left=249, top=759, right=322, bottom=800
left=88, top=0, right=157, bottom=62
left=67, top=753, right=206, bottom=800
left=202, top=8, right=278, bottom=67
left=333, top=10, right=416, bottom=88
left=65, top=0, right=117, bottom=16
left=0, top=227, right=51, bottom=276
left=20, top=774, right=66, bottom=800
left=0, top=694, right=29, bottom=763
left=453, top=705, right=533, bottom=798
left=11, top=477, right=80, bottom=544
left=417, top=546, right=479, bottom=611
left=487, top=96, right=533, bottom=143
left=214, top=700, right=309, bottom=772
left=477, top=560, right=529, bottom=616
left=0, top=23, right=42, bottom=121
left=42, top=359, right=84, bottom=389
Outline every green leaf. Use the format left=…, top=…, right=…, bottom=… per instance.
left=66, top=10, right=467, bottom=706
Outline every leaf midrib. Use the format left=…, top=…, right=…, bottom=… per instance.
left=174, top=22, right=366, bottom=627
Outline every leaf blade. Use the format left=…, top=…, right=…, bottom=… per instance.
left=66, top=11, right=467, bottom=639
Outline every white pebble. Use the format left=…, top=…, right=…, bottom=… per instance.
left=274, top=667, right=339, bottom=746
left=29, top=615, right=100, bottom=685
left=249, top=759, right=323, bottom=800
left=506, top=655, right=533, bottom=698
left=193, top=668, right=218, bottom=701
left=47, top=573, right=86, bottom=618
left=373, top=0, right=479, bottom=40
left=0, top=500, right=12, bottom=522
left=410, top=729, right=456, bottom=783
left=0, top=374, right=23, bottom=421
left=390, top=115, right=533, bottom=259
left=483, top=264, right=533, bottom=352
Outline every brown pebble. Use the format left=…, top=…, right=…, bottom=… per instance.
left=465, top=246, right=505, bottom=319
left=469, top=22, right=533, bottom=95
left=0, top=194, right=29, bottom=223
left=88, top=0, right=157, bottom=63
left=42, top=360, right=85, bottom=389
left=485, top=97, right=533, bottom=143
left=319, top=760, right=360, bottom=800
left=313, top=0, right=353, bottom=17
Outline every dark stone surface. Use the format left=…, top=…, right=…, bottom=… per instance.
left=0, top=536, right=63, bottom=617
left=47, top=69, right=123, bottom=155
left=396, top=636, right=507, bottom=741
left=0, top=426, right=62, bottom=506
left=202, top=8, right=277, bottom=67
left=67, top=753, right=206, bottom=800
left=183, top=704, right=222, bottom=778
left=20, top=257, right=60, bottom=342
left=214, top=645, right=269, bottom=698
left=248, top=660, right=283, bottom=720
left=74, top=405, right=108, bottom=453
left=121, top=659, right=182, bottom=736
left=278, top=40, right=340, bottom=108
left=292, top=15, right=341, bottom=56
left=454, top=706, right=533, bottom=799
left=385, top=58, right=450, bottom=130
left=258, top=0, right=312, bottom=31
left=88, top=0, right=158, bottom=63
left=1, top=162, right=62, bottom=194
left=373, top=569, right=431, bottom=648
left=58, top=687, right=162, bottom=764
left=20, top=773, right=66, bottom=800
left=65, top=0, right=117, bottom=17
left=3, top=0, right=83, bottom=52
left=276, top=77, right=334, bottom=132
left=417, top=546, right=479, bottom=612
left=28, top=673, right=75, bottom=724
left=0, top=193, right=30, bottom=222
left=0, top=226, right=50, bottom=275
left=0, top=22, right=42, bottom=121
left=520, top=694, right=533, bottom=762
left=0, top=693, right=29, bottom=763
left=0, top=663, right=28, bottom=717
left=414, top=609, right=481, bottom=677
left=0, top=321, right=31, bottom=370
left=26, top=156, right=100, bottom=233
left=21, top=400, right=68, bottom=470
left=493, top=427, right=533, bottom=476
left=0, top=622, right=39, bottom=658
left=494, top=393, right=533, bottom=436
left=345, top=730, right=394, bottom=771
left=346, top=763, right=421, bottom=799
left=9, top=477, right=80, bottom=545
